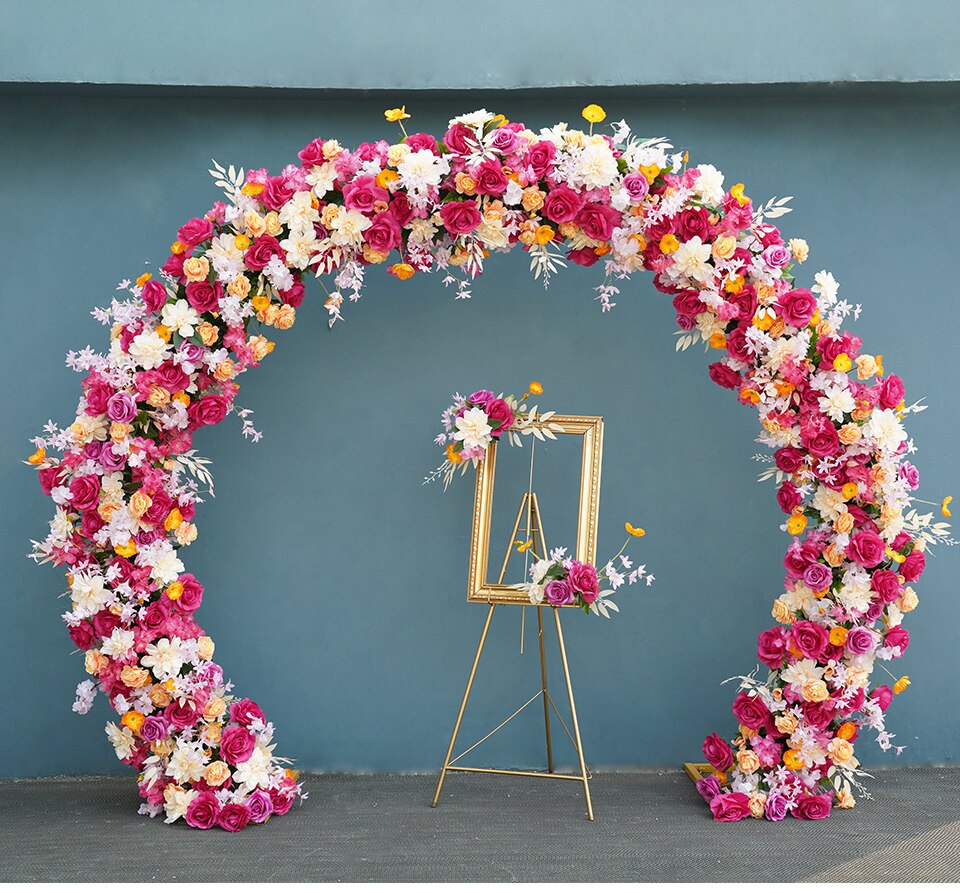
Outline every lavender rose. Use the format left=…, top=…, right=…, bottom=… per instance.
left=802, top=563, right=833, bottom=592
left=544, top=578, right=575, bottom=606
left=765, top=792, right=788, bottom=821
left=245, top=789, right=274, bottom=824
left=467, top=390, right=494, bottom=407
left=695, top=774, right=721, bottom=803
left=845, top=626, right=876, bottom=656
left=622, top=172, right=649, bottom=202
left=106, top=392, right=137, bottom=424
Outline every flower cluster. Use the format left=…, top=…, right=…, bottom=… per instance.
left=29, top=104, right=950, bottom=826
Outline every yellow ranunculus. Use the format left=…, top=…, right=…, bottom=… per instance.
left=535, top=224, right=555, bottom=245
left=515, top=538, right=533, bottom=553
left=388, top=263, right=415, bottom=280
left=729, top=183, right=750, bottom=207
left=638, top=163, right=660, bottom=185
left=625, top=523, right=645, bottom=537
left=841, top=482, right=858, bottom=500
left=27, top=446, right=46, bottom=465
left=529, top=381, right=543, bottom=395
left=445, top=442, right=461, bottom=465
left=115, top=539, right=137, bottom=558
left=893, top=675, right=911, bottom=695
left=384, top=106, right=410, bottom=123
left=829, top=626, right=849, bottom=646
left=787, top=514, right=807, bottom=536
left=708, top=332, right=727, bottom=350
left=135, top=273, right=152, bottom=288
left=833, top=352, right=852, bottom=373
left=942, top=495, right=953, bottom=517
left=166, top=581, right=184, bottom=601
left=659, top=233, right=680, bottom=254
left=782, top=749, right=805, bottom=771
left=581, top=104, right=606, bottom=124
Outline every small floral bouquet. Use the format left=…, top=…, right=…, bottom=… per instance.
left=513, top=525, right=654, bottom=619
left=426, top=381, right=563, bottom=488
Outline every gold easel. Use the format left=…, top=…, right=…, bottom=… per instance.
left=431, top=487, right=595, bottom=820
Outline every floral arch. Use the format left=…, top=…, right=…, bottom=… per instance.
left=29, top=105, right=950, bottom=830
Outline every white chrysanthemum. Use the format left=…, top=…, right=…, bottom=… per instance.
left=161, top=300, right=200, bottom=338
left=407, top=218, right=438, bottom=244
left=71, top=412, right=109, bottom=443
left=162, top=785, right=198, bottom=824
left=397, top=149, right=450, bottom=193
left=671, top=236, right=713, bottom=283
left=694, top=164, right=725, bottom=206
left=105, top=722, right=135, bottom=760
left=71, top=571, right=108, bottom=618
left=812, top=270, right=839, bottom=306
left=837, top=570, right=872, bottom=613
left=49, top=508, right=73, bottom=545
left=812, top=485, right=847, bottom=522
left=474, top=220, right=509, bottom=249
left=168, top=742, right=207, bottom=785
left=863, top=408, right=906, bottom=452
left=452, top=108, right=493, bottom=129
left=278, top=190, right=319, bottom=234
left=206, top=233, right=244, bottom=281
left=306, top=161, right=338, bottom=198
left=845, top=653, right=875, bottom=690
left=818, top=383, right=855, bottom=422
left=100, top=627, right=135, bottom=659
left=281, top=232, right=319, bottom=270
left=576, top=141, right=618, bottom=189
left=141, top=637, right=185, bottom=678
left=780, top=658, right=825, bottom=688
left=328, top=208, right=372, bottom=248
left=233, top=743, right=277, bottom=792
left=128, top=330, right=171, bottom=370
left=148, top=545, right=185, bottom=585
left=453, top=407, right=493, bottom=452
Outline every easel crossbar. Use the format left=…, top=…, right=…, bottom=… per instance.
left=445, top=766, right=586, bottom=781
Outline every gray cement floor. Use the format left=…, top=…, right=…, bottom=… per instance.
left=1, top=768, right=959, bottom=882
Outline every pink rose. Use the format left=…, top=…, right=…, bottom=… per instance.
left=185, top=791, right=221, bottom=829
left=526, top=141, right=556, bottom=180
left=847, top=530, right=886, bottom=568
left=710, top=792, right=751, bottom=822
left=472, top=158, right=509, bottom=196
left=677, top=207, right=711, bottom=242
left=776, top=288, right=818, bottom=328
left=363, top=212, right=401, bottom=253
left=762, top=244, right=791, bottom=269
left=177, top=217, right=213, bottom=247
left=793, top=792, right=832, bottom=820
left=439, top=200, right=482, bottom=235
left=185, top=280, right=223, bottom=314
left=765, top=792, right=788, bottom=821
left=297, top=138, right=326, bottom=168
left=141, top=280, right=168, bottom=314
left=404, top=133, right=438, bottom=154
left=791, top=620, right=829, bottom=660
left=757, top=627, right=788, bottom=669
left=485, top=398, right=514, bottom=434
left=230, top=698, right=266, bottom=728
left=69, top=475, right=101, bottom=511
left=800, top=417, right=841, bottom=460
left=244, top=235, right=283, bottom=271
left=260, top=176, right=297, bottom=212
left=576, top=203, right=620, bottom=242
left=342, top=174, right=389, bottom=213
left=901, top=549, right=925, bottom=582
left=732, top=691, right=771, bottom=731
left=702, top=732, right=733, bottom=770
left=622, top=171, right=649, bottom=202
left=708, top=362, right=741, bottom=390
left=219, top=726, right=256, bottom=766
left=217, top=802, right=251, bottom=832
left=567, top=561, right=599, bottom=604
left=542, top=185, right=585, bottom=224
left=187, top=394, right=230, bottom=431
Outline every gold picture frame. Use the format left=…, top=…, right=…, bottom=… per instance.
left=466, top=414, right=604, bottom=606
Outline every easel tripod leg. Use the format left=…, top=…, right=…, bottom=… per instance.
left=432, top=603, right=496, bottom=808
left=553, top=607, right=594, bottom=820
left=537, top=606, right=554, bottom=773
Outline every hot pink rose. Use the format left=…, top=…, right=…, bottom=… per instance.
left=439, top=200, right=482, bottom=235
left=526, top=141, right=556, bottom=180
left=485, top=398, right=514, bottom=434
left=342, top=174, right=389, bottom=213
left=542, top=185, right=585, bottom=224
left=472, top=158, right=509, bottom=196
left=176, top=573, right=204, bottom=612
left=901, top=549, right=925, bottom=581
left=879, top=374, right=905, bottom=409
left=793, top=792, right=833, bottom=820
left=185, top=791, right=221, bottom=829
left=165, top=699, right=201, bottom=730
left=776, top=288, right=817, bottom=328
left=363, top=212, right=401, bottom=253
left=69, top=475, right=101, bottom=511
left=576, top=203, right=621, bottom=242
left=871, top=569, right=902, bottom=603
left=870, top=685, right=894, bottom=711
left=217, top=802, right=251, bottom=832
left=185, top=280, right=223, bottom=314
left=710, top=792, right=751, bottom=822
left=298, top=138, right=326, bottom=168
left=244, top=235, right=283, bottom=271
left=177, top=217, right=213, bottom=247
left=566, top=247, right=600, bottom=267
left=800, top=417, right=841, bottom=460
left=443, top=123, right=478, bottom=156
left=230, top=698, right=266, bottom=728
left=757, top=627, right=788, bottom=669
left=702, top=732, right=733, bottom=769
left=141, top=280, right=168, bottom=314
left=187, top=394, right=230, bottom=431
left=219, top=726, right=256, bottom=766
left=791, top=621, right=829, bottom=660
left=567, top=561, right=599, bottom=603
left=847, top=530, right=886, bottom=568
left=774, top=447, right=805, bottom=474
left=732, top=691, right=771, bottom=731
left=404, top=132, right=438, bottom=154
left=777, top=481, right=801, bottom=514
left=708, top=362, right=741, bottom=390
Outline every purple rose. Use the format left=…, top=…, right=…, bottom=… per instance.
left=488, top=126, right=521, bottom=155
left=845, top=626, right=876, bottom=656
left=695, top=774, right=721, bottom=803
left=99, top=444, right=127, bottom=472
left=622, top=172, right=649, bottom=202
left=544, top=578, right=575, bottom=606
left=847, top=530, right=886, bottom=568
left=185, top=791, right=221, bottom=829
left=791, top=620, right=829, bottom=660
left=710, top=792, right=751, bottom=822
left=793, top=792, right=833, bottom=820
left=567, top=561, right=599, bottom=604
left=702, top=732, right=733, bottom=770
left=217, top=802, right=251, bottom=832
left=219, top=726, right=256, bottom=766
left=802, top=563, right=833, bottom=592
left=765, top=792, right=788, bottom=821
left=106, top=392, right=137, bottom=424
left=139, top=716, right=169, bottom=743
left=244, top=789, right=274, bottom=824
left=467, top=390, right=494, bottom=407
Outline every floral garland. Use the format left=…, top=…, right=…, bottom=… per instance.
left=428, top=383, right=653, bottom=617
left=28, top=103, right=953, bottom=828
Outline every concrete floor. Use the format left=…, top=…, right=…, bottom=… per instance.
left=1, top=768, right=958, bottom=882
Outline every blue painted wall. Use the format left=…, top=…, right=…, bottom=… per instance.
left=2, top=84, right=959, bottom=777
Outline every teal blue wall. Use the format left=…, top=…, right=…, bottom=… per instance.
left=2, top=84, right=958, bottom=777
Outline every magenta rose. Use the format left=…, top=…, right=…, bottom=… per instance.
left=363, top=212, right=401, bottom=253
left=777, top=481, right=801, bottom=515
left=845, top=626, right=876, bottom=656
left=217, top=802, right=251, bottom=833
left=83, top=377, right=113, bottom=414
left=69, top=475, right=101, bottom=511
left=185, top=791, right=221, bottom=829
left=901, top=549, right=925, bottom=582
left=677, top=207, right=711, bottom=242
left=576, top=203, right=621, bottom=242
left=244, top=789, right=274, bottom=824
left=139, top=716, right=169, bottom=744
left=732, top=692, right=771, bottom=731
left=526, top=141, right=556, bottom=180
left=141, top=279, right=168, bottom=314
left=847, top=530, right=886, bottom=568
left=187, top=394, right=230, bottom=431
left=259, top=176, right=297, bottom=212
left=776, top=288, right=818, bottom=328
left=879, top=374, right=905, bottom=409
left=870, top=685, right=894, bottom=711
left=165, top=699, right=201, bottom=730
left=794, top=792, right=833, bottom=820
left=471, top=158, right=509, bottom=196
left=442, top=123, right=478, bottom=156
left=244, top=234, right=283, bottom=271
left=467, top=390, right=493, bottom=407
left=708, top=361, right=741, bottom=390
left=801, top=417, right=841, bottom=460
left=185, top=280, right=223, bottom=314
left=298, top=138, right=326, bottom=168
left=757, top=627, right=788, bottom=669
left=803, top=699, right=837, bottom=730
left=765, top=792, right=789, bottom=821
left=567, top=561, right=600, bottom=604
left=342, top=174, right=389, bottom=213
left=485, top=398, right=514, bottom=434
left=791, top=620, right=829, bottom=660
left=230, top=698, right=266, bottom=728
left=884, top=625, right=910, bottom=655
left=176, top=573, right=204, bottom=613
left=871, top=569, right=902, bottom=603
left=544, top=578, right=575, bottom=606
left=774, top=447, right=805, bottom=474
left=695, top=774, right=722, bottom=803
left=566, top=246, right=600, bottom=267
left=802, top=563, right=833, bottom=592
left=177, top=217, right=213, bottom=247
left=702, top=732, right=733, bottom=770
left=710, top=792, right=751, bottom=822
left=622, top=171, right=649, bottom=202
left=542, top=184, right=585, bottom=224
left=106, top=392, right=137, bottom=424
left=270, top=784, right=297, bottom=816
left=439, top=200, right=482, bottom=235
left=219, top=726, right=256, bottom=766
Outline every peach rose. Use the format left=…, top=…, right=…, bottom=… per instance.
left=829, top=738, right=854, bottom=763
left=85, top=650, right=108, bottom=675
left=197, top=321, right=219, bottom=346
left=203, top=696, right=226, bottom=721
left=521, top=188, right=545, bottom=211
left=150, top=683, right=172, bottom=708
left=737, top=750, right=761, bottom=774
left=748, top=792, right=767, bottom=818
left=264, top=211, right=282, bottom=237
left=120, top=666, right=152, bottom=688
left=772, top=599, right=794, bottom=624
left=228, top=275, right=251, bottom=299
left=244, top=211, right=266, bottom=237
left=129, top=490, right=152, bottom=518
left=183, top=256, right=210, bottom=283
left=802, top=680, right=830, bottom=702
left=838, top=424, right=862, bottom=445
left=712, top=233, right=737, bottom=260
left=775, top=713, right=798, bottom=735
left=197, top=636, right=215, bottom=661
left=834, top=512, right=855, bottom=534
left=204, top=760, right=232, bottom=787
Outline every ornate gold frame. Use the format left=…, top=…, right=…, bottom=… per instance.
left=465, top=414, right=604, bottom=606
